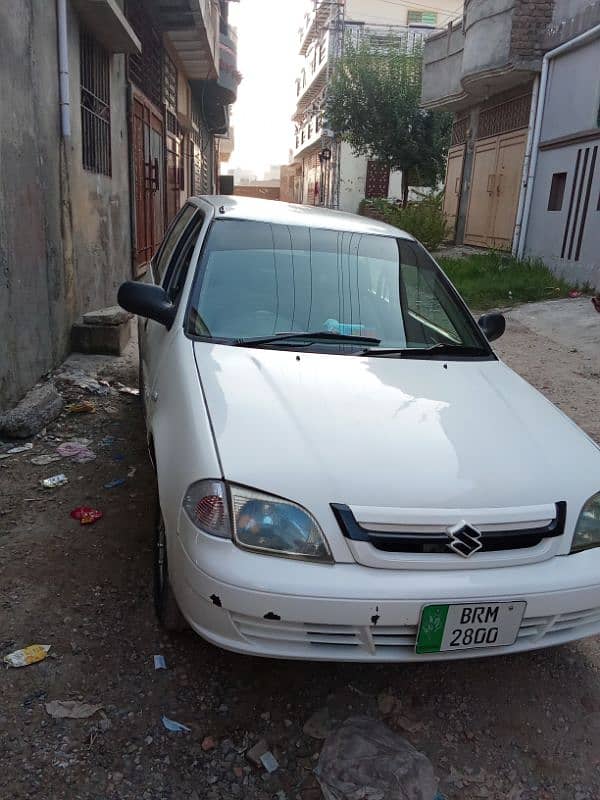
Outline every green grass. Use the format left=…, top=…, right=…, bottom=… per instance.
left=437, top=251, right=577, bottom=311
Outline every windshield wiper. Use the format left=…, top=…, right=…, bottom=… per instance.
left=234, top=331, right=381, bottom=347
left=360, top=342, right=489, bottom=358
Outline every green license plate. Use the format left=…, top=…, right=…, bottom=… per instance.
left=416, top=601, right=526, bottom=654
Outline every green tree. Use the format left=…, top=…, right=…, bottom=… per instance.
left=326, top=35, right=452, bottom=206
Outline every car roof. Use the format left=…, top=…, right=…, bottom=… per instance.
left=192, top=195, right=414, bottom=240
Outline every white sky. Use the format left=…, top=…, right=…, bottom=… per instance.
left=228, top=0, right=306, bottom=178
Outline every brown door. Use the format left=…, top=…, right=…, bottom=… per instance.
left=132, top=93, right=165, bottom=274
left=464, top=137, right=498, bottom=247
left=465, top=130, right=527, bottom=250
left=443, top=144, right=465, bottom=239
left=492, top=130, right=527, bottom=249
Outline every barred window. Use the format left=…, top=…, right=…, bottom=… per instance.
left=407, top=9, right=438, bottom=26
left=164, top=52, right=177, bottom=112
left=80, top=30, right=111, bottom=176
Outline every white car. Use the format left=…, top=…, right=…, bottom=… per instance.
left=118, top=196, right=600, bottom=662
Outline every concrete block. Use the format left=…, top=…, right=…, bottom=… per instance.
left=0, top=382, right=64, bottom=439
left=83, top=306, right=132, bottom=326
left=71, top=319, right=131, bottom=356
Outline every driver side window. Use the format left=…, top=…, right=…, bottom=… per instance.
left=152, top=204, right=198, bottom=285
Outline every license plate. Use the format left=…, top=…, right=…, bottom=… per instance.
left=416, top=601, right=526, bottom=654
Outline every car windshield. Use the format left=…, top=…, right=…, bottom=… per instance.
left=186, top=219, right=489, bottom=355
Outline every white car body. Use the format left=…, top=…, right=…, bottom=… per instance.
left=135, top=196, right=600, bottom=661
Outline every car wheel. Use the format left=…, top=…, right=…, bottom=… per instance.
left=154, top=506, right=188, bottom=632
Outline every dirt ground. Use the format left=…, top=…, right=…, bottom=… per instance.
left=1, top=314, right=600, bottom=800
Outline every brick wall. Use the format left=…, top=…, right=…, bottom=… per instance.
left=511, top=0, right=554, bottom=58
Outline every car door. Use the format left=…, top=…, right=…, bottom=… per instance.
left=140, top=203, right=201, bottom=415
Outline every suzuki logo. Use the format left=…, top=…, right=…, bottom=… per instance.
left=447, top=521, right=483, bottom=558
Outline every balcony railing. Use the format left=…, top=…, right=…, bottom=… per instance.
left=216, top=27, right=241, bottom=104
left=298, top=0, right=330, bottom=55
left=294, top=111, right=324, bottom=156
left=295, top=33, right=329, bottom=107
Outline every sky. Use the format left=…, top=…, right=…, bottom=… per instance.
left=228, top=0, right=306, bottom=179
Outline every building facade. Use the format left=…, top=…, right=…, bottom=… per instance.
left=0, top=0, right=239, bottom=411
left=422, top=0, right=600, bottom=289
left=290, top=0, right=460, bottom=212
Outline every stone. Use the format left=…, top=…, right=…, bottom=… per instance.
left=0, top=382, right=63, bottom=439
left=71, top=319, right=131, bottom=356
left=83, top=306, right=132, bottom=326
left=378, top=693, right=396, bottom=715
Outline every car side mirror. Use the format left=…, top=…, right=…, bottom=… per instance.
left=118, top=282, right=176, bottom=329
left=477, top=311, right=506, bottom=342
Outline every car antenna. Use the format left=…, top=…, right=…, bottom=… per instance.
left=219, top=205, right=226, bottom=214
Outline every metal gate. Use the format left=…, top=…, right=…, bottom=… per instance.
left=443, top=144, right=465, bottom=239
left=132, top=92, right=165, bottom=274
left=464, top=129, right=527, bottom=250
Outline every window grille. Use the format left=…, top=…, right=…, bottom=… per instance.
left=80, top=30, right=111, bottom=176
left=126, top=0, right=162, bottom=108
left=164, top=52, right=177, bottom=112
left=478, top=94, right=531, bottom=140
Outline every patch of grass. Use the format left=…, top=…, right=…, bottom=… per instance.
left=437, top=251, right=576, bottom=311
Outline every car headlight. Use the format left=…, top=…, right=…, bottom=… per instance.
left=183, top=481, right=333, bottom=563
left=571, top=492, right=600, bottom=553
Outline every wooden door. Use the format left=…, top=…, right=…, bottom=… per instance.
left=443, top=144, right=465, bottom=239
left=491, top=130, right=527, bottom=249
left=132, top=93, right=165, bottom=273
left=464, top=138, right=498, bottom=247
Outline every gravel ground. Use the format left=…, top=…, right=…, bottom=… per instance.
left=1, top=314, right=600, bottom=800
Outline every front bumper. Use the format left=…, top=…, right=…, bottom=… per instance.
left=170, top=525, right=600, bottom=662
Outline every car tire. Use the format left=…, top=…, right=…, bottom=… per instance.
left=154, top=506, right=188, bottom=632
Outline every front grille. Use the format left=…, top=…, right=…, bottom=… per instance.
left=231, top=612, right=417, bottom=656
left=230, top=605, right=600, bottom=658
left=332, top=502, right=567, bottom=555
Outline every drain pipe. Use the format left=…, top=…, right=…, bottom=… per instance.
left=516, top=22, right=600, bottom=260
left=57, top=0, right=71, bottom=137
left=511, top=76, right=538, bottom=256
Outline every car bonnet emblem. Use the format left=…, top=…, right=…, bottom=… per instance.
left=447, top=521, right=483, bottom=558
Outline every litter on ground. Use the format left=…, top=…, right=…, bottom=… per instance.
left=45, top=700, right=103, bottom=719
left=70, top=507, right=103, bottom=525
left=31, top=455, right=62, bottom=466
left=161, top=715, right=191, bottom=733
left=0, top=443, right=34, bottom=459
left=315, top=716, right=439, bottom=800
left=115, top=383, right=140, bottom=397
left=65, top=400, right=96, bottom=414
left=260, top=751, right=279, bottom=773
left=104, top=478, right=126, bottom=489
left=57, top=441, right=96, bottom=463
left=3, top=644, right=51, bottom=668
left=154, top=655, right=167, bottom=670
left=40, top=474, right=68, bottom=488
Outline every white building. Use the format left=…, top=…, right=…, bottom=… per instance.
left=289, top=0, right=462, bottom=212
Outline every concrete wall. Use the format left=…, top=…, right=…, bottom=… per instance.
left=338, top=144, right=368, bottom=213
left=0, top=0, right=133, bottom=411
left=345, top=0, right=461, bottom=27
left=67, top=4, right=133, bottom=314
left=524, top=37, right=600, bottom=290
left=541, top=45, right=600, bottom=140
left=0, top=2, right=68, bottom=411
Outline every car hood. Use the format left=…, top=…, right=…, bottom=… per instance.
left=193, top=343, right=600, bottom=512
